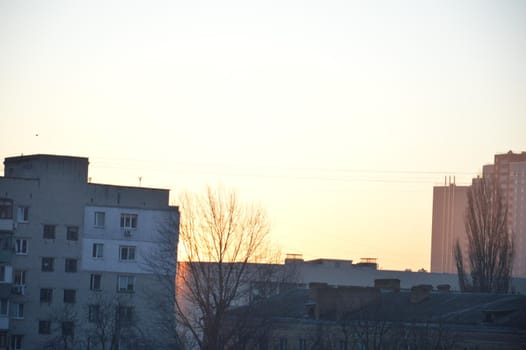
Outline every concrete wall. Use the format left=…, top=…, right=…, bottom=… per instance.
left=430, top=184, right=469, bottom=274
left=0, top=154, right=178, bottom=349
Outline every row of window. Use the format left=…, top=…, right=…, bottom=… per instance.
left=0, top=298, right=23, bottom=319
left=275, top=338, right=349, bottom=350
left=0, top=202, right=140, bottom=227
left=38, top=304, right=134, bottom=337
left=40, top=212, right=138, bottom=241
left=0, top=202, right=139, bottom=230
left=101, top=274, right=134, bottom=293
left=35, top=274, right=136, bottom=304
left=38, top=289, right=77, bottom=304
left=88, top=305, right=134, bottom=324
left=39, top=246, right=137, bottom=274
left=92, top=244, right=136, bottom=261
left=0, top=238, right=30, bottom=255
left=13, top=270, right=135, bottom=296
left=0, top=199, right=28, bottom=223
left=42, top=225, right=79, bottom=240
left=41, top=258, right=78, bottom=273
left=4, top=335, right=22, bottom=350
left=92, top=273, right=135, bottom=292
left=38, top=320, right=74, bottom=336
left=12, top=239, right=138, bottom=262
left=94, top=212, right=138, bottom=229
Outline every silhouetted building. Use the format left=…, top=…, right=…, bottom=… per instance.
left=0, top=154, right=179, bottom=349
left=430, top=181, right=469, bottom=274
left=226, top=283, right=526, bottom=349
left=484, top=151, right=526, bottom=276
left=430, top=151, right=526, bottom=277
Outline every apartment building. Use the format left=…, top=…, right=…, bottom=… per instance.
left=484, top=151, right=526, bottom=276
left=0, top=154, right=179, bottom=350
left=429, top=182, right=469, bottom=274
left=228, top=284, right=526, bottom=350
left=430, top=151, right=526, bottom=277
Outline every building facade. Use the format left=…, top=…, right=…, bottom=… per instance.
left=429, top=182, right=469, bottom=274
left=430, top=151, right=526, bottom=277
left=0, top=154, right=179, bottom=350
left=484, top=151, right=526, bottom=276
left=230, top=284, right=526, bottom=350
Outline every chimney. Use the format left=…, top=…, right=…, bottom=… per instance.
left=410, top=284, right=432, bottom=304
left=436, top=284, right=451, bottom=292
left=374, top=279, right=400, bottom=292
left=308, top=284, right=380, bottom=320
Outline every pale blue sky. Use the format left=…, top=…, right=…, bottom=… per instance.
left=1, top=0, right=525, bottom=270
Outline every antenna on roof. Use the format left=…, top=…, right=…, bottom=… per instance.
left=138, top=176, right=142, bottom=187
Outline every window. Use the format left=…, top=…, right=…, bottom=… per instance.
left=63, top=289, right=76, bottom=304
left=0, top=235, right=10, bottom=251
left=66, top=226, right=79, bottom=241
left=65, top=259, right=77, bottom=273
left=117, top=306, right=134, bottom=325
left=13, top=271, right=26, bottom=295
left=43, top=225, right=56, bottom=239
left=17, top=206, right=28, bottom=223
left=10, top=335, right=22, bottom=350
left=120, top=214, right=137, bottom=229
left=119, top=246, right=136, bottom=261
left=14, top=270, right=26, bottom=285
left=92, top=243, right=104, bottom=258
left=15, top=239, right=28, bottom=255
left=298, top=338, right=307, bottom=350
left=94, top=211, right=105, bottom=228
left=90, top=274, right=102, bottom=291
left=39, top=320, right=51, bottom=334
left=0, top=299, right=7, bottom=316
left=0, top=266, right=5, bottom=282
left=40, top=288, right=53, bottom=303
left=62, top=321, right=74, bottom=337
left=258, top=338, right=269, bottom=350
left=42, top=257, right=54, bottom=272
left=0, top=199, right=13, bottom=219
left=11, top=303, right=24, bottom=319
left=339, top=340, right=348, bottom=350
left=279, top=338, right=287, bottom=350
left=117, top=275, right=135, bottom=293
left=89, top=304, right=100, bottom=322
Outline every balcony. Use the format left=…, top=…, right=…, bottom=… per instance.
left=0, top=220, right=12, bottom=232
left=0, top=251, right=12, bottom=265
left=0, top=317, right=8, bottom=331
left=11, top=285, right=25, bottom=296
left=0, top=233, right=12, bottom=264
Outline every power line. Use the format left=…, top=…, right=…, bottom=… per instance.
left=87, top=156, right=477, bottom=185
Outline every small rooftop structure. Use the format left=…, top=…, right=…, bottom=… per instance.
left=354, top=257, right=378, bottom=269
left=284, top=253, right=304, bottom=264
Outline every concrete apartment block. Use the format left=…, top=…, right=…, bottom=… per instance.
left=0, top=154, right=179, bottom=350
left=430, top=183, right=469, bottom=274
left=430, top=151, right=526, bottom=277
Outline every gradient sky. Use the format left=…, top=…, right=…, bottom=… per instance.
left=1, top=0, right=525, bottom=270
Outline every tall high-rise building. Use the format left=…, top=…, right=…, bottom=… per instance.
left=430, top=151, right=526, bottom=277
left=430, top=181, right=469, bottom=274
left=484, top=151, right=526, bottom=276
left=0, top=154, right=179, bottom=349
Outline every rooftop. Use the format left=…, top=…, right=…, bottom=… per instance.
left=239, top=286, right=526, bottom=329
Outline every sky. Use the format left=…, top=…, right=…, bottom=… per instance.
left=1, top=0, right=525, bottom=271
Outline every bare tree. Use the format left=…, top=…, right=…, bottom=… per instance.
left=145, top=186, right=283, bottom=349
left=84, top=293, right=151, bottom=350
left=455, top=177, right=514, bottom=293
left=175, top=187, right=278, bottom=350
left=142, top=210, right=181, bottom=349
left=40, top=304, right=82, bottom=350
